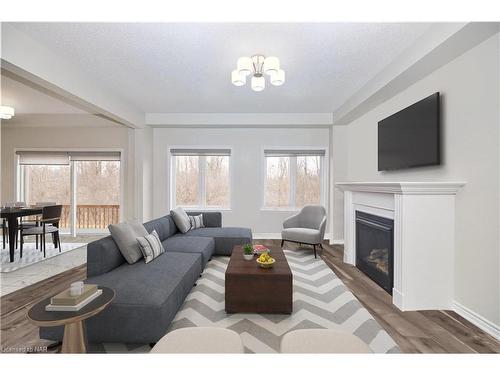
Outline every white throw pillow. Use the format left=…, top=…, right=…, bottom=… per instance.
left=170, top=207, right=191, bottom=233
left=108, top=220, right=149, bottom=264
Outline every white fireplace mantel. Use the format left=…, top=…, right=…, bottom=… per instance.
left=336, top=181, right=465, bottom=195
left=336, top=181, right=465, bottom=311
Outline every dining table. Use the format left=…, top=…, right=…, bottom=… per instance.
left=1, top=207, right=43, bottom=262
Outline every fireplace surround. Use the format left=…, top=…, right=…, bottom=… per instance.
left=336, top=182, right=464, bottom=311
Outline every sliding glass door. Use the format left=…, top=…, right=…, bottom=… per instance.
left=20, top=164, right=71, bottom=230
left=17, top=151, right=121, bottom=234
left=75, top=160, right=121, bottom=232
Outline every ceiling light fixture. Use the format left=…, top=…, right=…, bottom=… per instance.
left=232, top=55, right=285, bottom=91
left=0, top=106, right=15, bottom=120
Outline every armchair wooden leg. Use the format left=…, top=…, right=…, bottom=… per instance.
left=20, top=233, right=23, bottom=258
left=57, top=232, right=61, bottom=252
left=313, top=244, right=317, bottom=259
left=281, top=239, right=285, bottom=247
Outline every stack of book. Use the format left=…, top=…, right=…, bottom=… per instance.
left=45, top=284, right=102, bottom=312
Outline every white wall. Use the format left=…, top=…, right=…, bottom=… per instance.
left=1, top=124, right=136, bottom=220
left=334, top=34, right=500, bottom=326
left=152, top=127, right=330, bottom=235
left=330, top=125, right=349, bottom=242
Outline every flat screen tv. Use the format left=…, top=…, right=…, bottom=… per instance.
left=378, top=92, right=440, bottom=171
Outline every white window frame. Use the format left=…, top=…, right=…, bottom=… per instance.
left=169, top=146, right=233, bottom=210
left=14, top=147, right=124, bottom=236
left=261, top=147, right=327, bottom=211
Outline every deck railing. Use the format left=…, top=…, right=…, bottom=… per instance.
left=60, top=204, right=120, bottom=229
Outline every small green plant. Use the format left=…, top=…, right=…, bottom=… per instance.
left=243, top=244, right=253, bottom=255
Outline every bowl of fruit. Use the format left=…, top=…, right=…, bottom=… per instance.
left=256, top=253, right=275, bottom=269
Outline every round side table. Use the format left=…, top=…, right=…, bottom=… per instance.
left=28, top=286, right=114, bottom=353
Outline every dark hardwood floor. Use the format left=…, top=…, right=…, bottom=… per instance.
left=317, top=242, right=500, bottom=353
left=1, top=240, right=498, bottom=353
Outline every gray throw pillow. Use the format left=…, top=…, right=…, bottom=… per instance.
left=137, top=230, right=165, bottom=264
left=108, top=219, right=149, bottom=264
left=170, top=207, right=191, bottom=233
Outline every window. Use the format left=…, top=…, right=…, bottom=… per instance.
left=171, top=148, right=231, bottom=209
left=17, top=151, right=121, bottom=233
left=263, top=149, right=325, bottom=209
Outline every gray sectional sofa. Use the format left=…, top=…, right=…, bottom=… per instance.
left=40, top=211, right=252, bottom=344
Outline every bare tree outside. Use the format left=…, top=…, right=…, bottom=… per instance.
left=23, top=165, right=71, bottom=228
left=175, top=156, right=200, bottom=206
left=206, top=156, right=230, bottom=207
left=265, top=155, right=322, bottom=208
left=265, top=157, right=290, bottom=207
left=22, top=161, right=121, bottom=229
left=174, top=155, right=230, bottom=208
left=76, top=161, right=120, bottom=205
left=296, top=156, right=321, bottom=206
left=76, top=161, right=121, bottom=228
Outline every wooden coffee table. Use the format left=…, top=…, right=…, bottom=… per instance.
left=225, top=245, right=292, bottom=314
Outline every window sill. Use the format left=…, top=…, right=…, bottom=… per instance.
left=182, top=207, right=232, bottom=212
left=260, top=207, right=300, bottom=213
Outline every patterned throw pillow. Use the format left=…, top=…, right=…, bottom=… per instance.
left=189, top=214, right=204, bottom=230
left=136, top=230, right=165, bottom=263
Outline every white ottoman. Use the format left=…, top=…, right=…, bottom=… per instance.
left=280, top=329, right=372, bottom=353
left=150, top=327, right=245, bottom=353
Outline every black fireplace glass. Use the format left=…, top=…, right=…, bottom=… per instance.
left=355, top=211, right=394, bottom=294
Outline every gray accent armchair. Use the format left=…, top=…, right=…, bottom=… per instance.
left=281, top=205, right=327, bottom=258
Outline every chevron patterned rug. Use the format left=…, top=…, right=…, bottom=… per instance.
left=91, top=249, right=400, bottom=353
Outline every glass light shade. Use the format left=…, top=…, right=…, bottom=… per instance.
left=251, top=75, right=265, bottom=92
left=264, top=56, right=280, bottom=75
left=270, top=69, right=285, bottom=86
left=237, top=57, right=253, bottom=76
left=231, top=70, right=246, bottom=86
left=0, top=105, right=15, bottom=120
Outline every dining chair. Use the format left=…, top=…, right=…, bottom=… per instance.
left=2, top=202, right=27, bottom=250
left=20, top=205, right=62, bottom=258
left=35, top=202, right=57, bottom=206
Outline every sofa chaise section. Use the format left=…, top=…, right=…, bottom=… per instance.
left=183, top=227, right=252, bottom=255
left=162, top=235, right=215, bottom=270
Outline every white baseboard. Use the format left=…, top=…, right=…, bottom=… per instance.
left=392, top=288, right=404, bottom=311
left=253, top=233, right=281, bottom=239
left=332, top=239, right=344, bottom=245
left=452, top=300, right=500, bottom=340
left=253, top=233, right=334, bottom=241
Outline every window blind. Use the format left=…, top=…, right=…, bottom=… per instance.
left=263, top=149, right=326, bottom=157
left=17, top=151, right=70, bottom=166
left=16, top=151, right=121, bottom=165
left=170, top=148, right=231, bottom=156
left=69, top=152, right=121, bottom=161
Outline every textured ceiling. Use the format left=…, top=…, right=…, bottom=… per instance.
left=9, top=23, right=432, bottom=113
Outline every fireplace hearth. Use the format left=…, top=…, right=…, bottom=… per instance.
left=355, top=211, right=394, bottom=294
